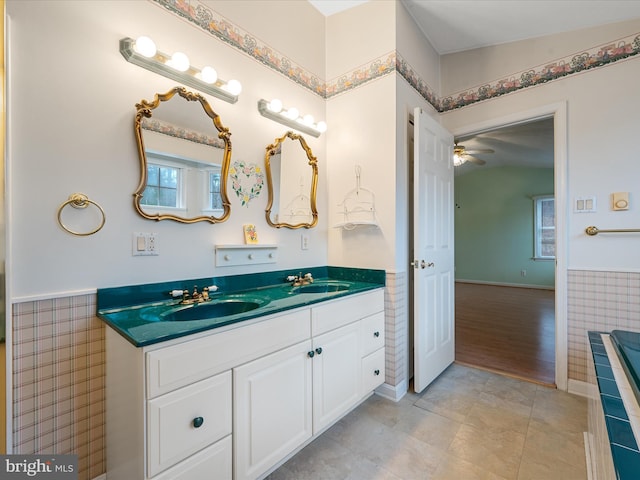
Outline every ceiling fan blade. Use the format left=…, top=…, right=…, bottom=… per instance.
left=465, top=148, right=494, bottom=155
left=466, top=155, right=486, bottom=165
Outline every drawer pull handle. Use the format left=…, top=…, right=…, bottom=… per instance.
left=307, top=351, right=315, bottom=358
left=374, top=369, right=380, bottom=376
left=315, top=347, right=323, bottom=355
left=374, top=331, right=380, bottom=338
left=193, top=417, right=204, bottom=428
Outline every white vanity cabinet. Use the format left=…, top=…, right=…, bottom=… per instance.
left=105, top=288, right=384, bottom=480
left=233, top=289, right=385, bottom=480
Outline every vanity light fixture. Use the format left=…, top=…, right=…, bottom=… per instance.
left=257, top=99, right=327, bottom=138
left=120, top=36, right=242, bottom=104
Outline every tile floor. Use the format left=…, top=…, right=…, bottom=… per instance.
left=267, top=363, right=588, bottom=480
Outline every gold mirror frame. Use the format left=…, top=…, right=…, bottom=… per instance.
left=133, top=86, right=231, bottom=223
left=264, top=131, right=318, bottom=229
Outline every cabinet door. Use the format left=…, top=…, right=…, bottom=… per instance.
left=147, top=371, right=232, bottom=477
left=312, top=322, right=361, bottom=433
left=234, top=340, right=313, bottom=480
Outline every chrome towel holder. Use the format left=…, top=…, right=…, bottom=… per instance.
left=57, top=193, right=106, bottom=236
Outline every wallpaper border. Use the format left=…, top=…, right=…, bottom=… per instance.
left=151, top=0, right=640, bottom=111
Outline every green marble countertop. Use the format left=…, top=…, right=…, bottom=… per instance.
left=97, top=266, right=385, bottom=347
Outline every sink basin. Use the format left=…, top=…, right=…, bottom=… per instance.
left=160, top=297, right=267, bottom=322
left=292, top=282, right=351, bottom=294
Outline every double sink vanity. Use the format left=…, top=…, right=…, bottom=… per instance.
left=101, top=74, right=382, bottom=479
left=98, top=266, right=386, bottom=480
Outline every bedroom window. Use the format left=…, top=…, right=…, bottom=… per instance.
left=533, top=195, right=555, bottom=260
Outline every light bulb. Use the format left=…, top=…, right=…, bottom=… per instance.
left=200, top=66, right=218, bottom=84
left=285, top=107, right=299, bottom=120
left=302, top=114, right=314, bottom=126
left=316, top=121, right=327, bottom=133
left=225, top=79, right=242, bottom=95
left=169, top=52, right=190, bottom=72
left=268, top=99, right=283, bottom=113
left=134, top=36, right=157, bottom=58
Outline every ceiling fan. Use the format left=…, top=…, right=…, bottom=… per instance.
left=453, top=143, right=494, bottom=167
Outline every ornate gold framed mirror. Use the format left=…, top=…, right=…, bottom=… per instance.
left=264, top=131, right=318, bottom=229
left=134, top=86, right=231, bottom=223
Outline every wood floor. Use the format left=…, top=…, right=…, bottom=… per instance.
left=455, top=282, right=556, bottom=386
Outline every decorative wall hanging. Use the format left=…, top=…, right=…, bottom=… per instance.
left=230, top=160, right=264, bottom=207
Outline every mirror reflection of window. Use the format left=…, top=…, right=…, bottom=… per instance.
left=134, top=87, right=232, bottom=223
left=142, top=163, right=180, bottom=208
left=208, top=171, right=223, bottom=211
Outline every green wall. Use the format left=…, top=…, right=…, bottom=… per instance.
left=455, top=166, right=555, bottom=287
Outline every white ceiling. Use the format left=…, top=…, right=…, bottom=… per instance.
left=402, top=0, right=640, bottom=54
left=310, top=1, right=640, bottom=55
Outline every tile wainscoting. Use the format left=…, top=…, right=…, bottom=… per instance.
left=379, top=271, right=409, bottom=400
left=12, top=294, right=105, bottom=480
left=568, top=270, right=640, bottom=383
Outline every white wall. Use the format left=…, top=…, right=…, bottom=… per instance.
left=325, top=1, right=398, bottom=270
left=7, top=0, right=329, bottom=299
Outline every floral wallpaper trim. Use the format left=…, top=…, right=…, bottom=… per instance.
left=151, top=0, right=325, bottom=96
left=230, top=161, right=264, bottom=207
left=141, top=118, right=225, bottom=148
left=325, top=52, right=397, bottom=99
left=440, top=32, right=640, bottom=112
left=150, top=0, right=639, bottom=111
left=395, top=52, right=440, bottom=110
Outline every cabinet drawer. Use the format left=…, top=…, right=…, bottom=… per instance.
left=146, top=309, right=311, bottom=397
left=151, top=435, right=232, bottom=480
left=311, top=289, right=384, bottom=336
left=361, top=348, right=385, bottom=395
left=360, top=311, right=385, bottom=357
left=147, top=371, right=232, bottom=477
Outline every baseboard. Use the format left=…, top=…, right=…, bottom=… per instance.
left=568, top=379, right=590, bottom=397
left=92, top=475, right=106, bottom=480
left=375, top=380, right=408, bottom=402
left=455, top=279, right=555, bottom=291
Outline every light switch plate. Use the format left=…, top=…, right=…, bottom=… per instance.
left=132, top=232, right=159, bottom=256
left=574, top=196, right=596, bottom=213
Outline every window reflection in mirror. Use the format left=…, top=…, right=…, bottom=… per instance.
left=265, top=131, right=318, bottom=229
left=134, top=87, right=231, bottom=223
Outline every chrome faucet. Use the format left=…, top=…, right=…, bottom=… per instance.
left=287, top=272, right=314, bottom=287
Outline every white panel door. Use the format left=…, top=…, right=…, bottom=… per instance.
left=413, top=107, right=455, bottom=393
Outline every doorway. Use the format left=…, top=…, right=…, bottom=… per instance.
left=453, top=118, right=556, bottom=385
left=408, top=102, right=569, bottom=392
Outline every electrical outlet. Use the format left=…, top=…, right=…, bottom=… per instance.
left=133, top=233, right=159, bottom=256
left=301, top=234, right=309, bottom=250
left=520, top=270, right=527, bottom=277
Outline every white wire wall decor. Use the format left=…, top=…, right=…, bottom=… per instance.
left=334, top=165, right=379, bottom=230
